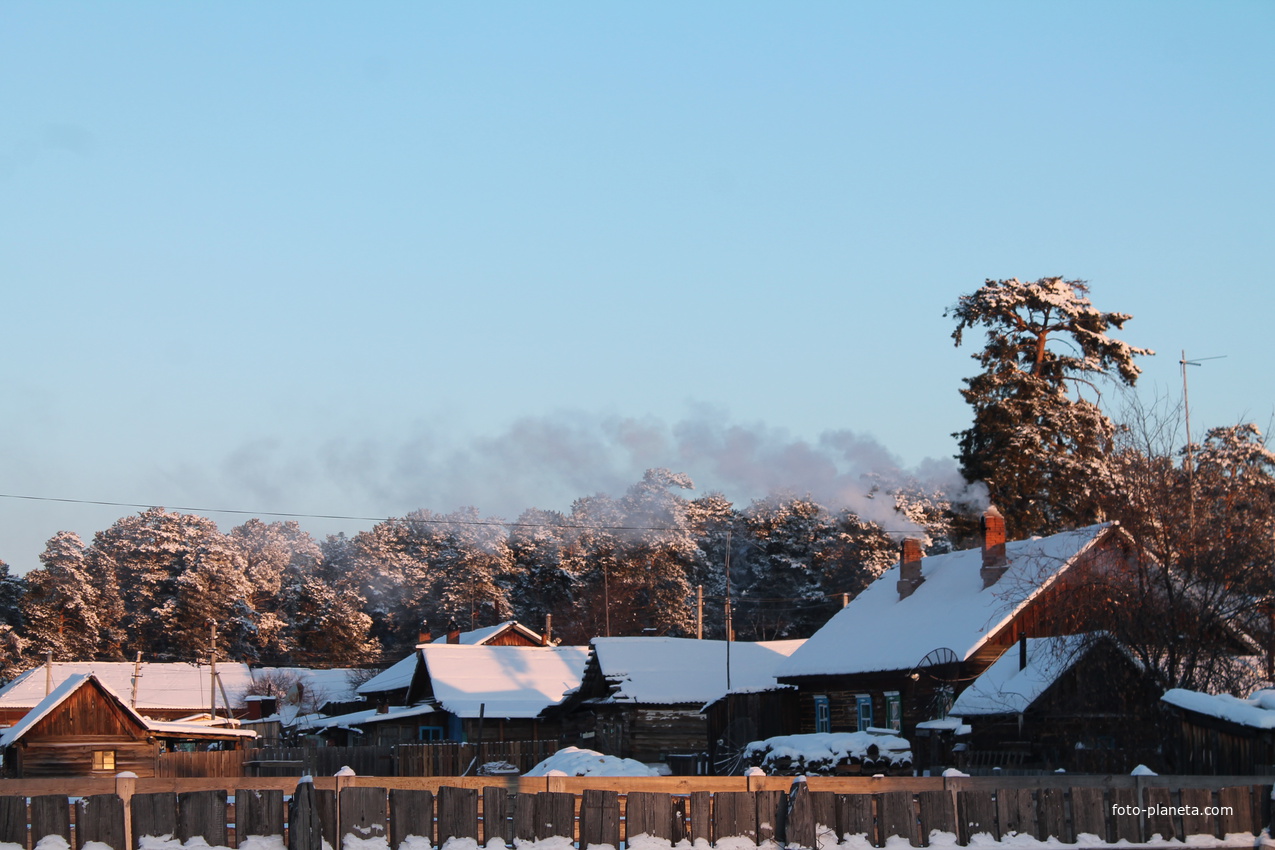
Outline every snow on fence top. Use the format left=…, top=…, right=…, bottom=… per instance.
left=777, top=523, right=1113, bottom=678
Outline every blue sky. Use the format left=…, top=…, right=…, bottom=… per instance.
left=2, top=2, right=1272, bottom=573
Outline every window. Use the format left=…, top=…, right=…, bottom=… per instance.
left=884, top=691, right=902, bottom=732
left=813, top=695, right=831, bottom=733
left=92, top=750, right=116, bottom=771
left=418, top=726, right=443, bottom=741
left=855, top=695, right=873, bottom=731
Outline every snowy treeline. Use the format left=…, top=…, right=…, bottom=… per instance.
left=0, top=469, right=953, bottom=677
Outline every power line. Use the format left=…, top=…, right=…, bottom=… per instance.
left=0, top=491, right=932, bottom=536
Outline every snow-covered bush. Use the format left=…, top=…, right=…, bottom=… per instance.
left=742, top=731, right=912, bottom=775
left=525, top=746, right=660, bottom=777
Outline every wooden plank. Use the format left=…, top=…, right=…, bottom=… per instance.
left=836, top=794, right=875, bottom=846
left=76, top=795, right=125, bottom=850
left=0, top=797, right=27, bottom=850
left=1038, top=787, right=1069, bottom=843
left=315, top=789, right=338, bottom=850
left=1144, top=787, right=1179, bottom=842
left=1181, top=787, right=1216, bottom=839
left=1109, top=787, right=1141, bottom=844
left=390, top=789, right=434, bottom=849
left=877, top=791, right=917, bottom=847
left=533, top=792, right=575, bottom=841
left=178, top=791, right=226, bottom=848
left=132, top=793, right=178, bottom=850
left=916, top=789, right=955, bottom=845
left=438, top=786, right=479, bottom=842
left=712, top=791, right=756, bottom=843
left=288, top=781, right=322, bottom=850
left=756, top=789, right=786, bottom=845
left=235, top=789, right=284, bottom=843
left=670, top=796, right=688, bottom=845
left=689, top=791, right=711, bottom=845
left=787, top=781, right=814, bottom=849
left=810, top=791, right=837, bottom=848
left=997, top=787, right=1037, bottom=840
left=579, top=789, right=619, bottom=850
left=624, top=792, right=671, bottom=841
left=339, top=788, right=388, bottom=847
left=480, top=787, right=506, bottom=845
left=1071, top=787, right=1106, bottom=843
left=1218, top=786, right=1254, bottom=836
left=513, top=792, right=536, bottom=842
left=957, top=789, right=997, bottom=844
left=31, top=796, right=71, bottom=845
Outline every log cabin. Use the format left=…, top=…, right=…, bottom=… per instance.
left=774, top=507, right=1138, bottom=743
left=0, top=674, right=255, bottom=778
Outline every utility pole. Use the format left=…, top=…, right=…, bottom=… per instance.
left=724, top=530, right=733, bottom=691
left=696, top=585, right=703, bottom=639
left=209, top=620, right=218, bottom=720
left=1180, top=351, right=1226, bottom=520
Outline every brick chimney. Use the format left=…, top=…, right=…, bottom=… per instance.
left=543, top=614, right=553, bottom=646
left=446, top=620, right=461, bottom=644
left=980, top=505, right=1009, bottom=588
left=417, top=621, right=430, bottom=645
left=896, top=538, right=925, bottom=600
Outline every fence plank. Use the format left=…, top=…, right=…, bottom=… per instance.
left=1181, top=787, right=1216, bottom=839
left=534, top=792, right=575, bottom=841
left=76, top=795, right=125, bottom=850
left=178, top=791, right=226, bottom=848
left=31, top=796, right=71, bottom=845
left=957, top=789, right=997, bottom=844
left=917, top=789, right=955, bottom=845
left=340, top=788, right=388, bottom=846
left=512, top=791, right=536, bottom=842
left=1038, top=787, right=1068, bottom=842
left=132, top=794, right=178, bottom=849
left=877, top=791, right=917, bottom=847
left=439, top=786, right=479, bottom=842
left=1144, top=787, right=1179, bottom=842
left=836, top=794, right=875, bottom=846
left=712, top=791, right=755, bottom=843
left=787, top=782, right=815, bottom=850
left=671, top=797, right=688, bottom=845
left=316, top=790, right=338, bottom=850
left=390, top=789, right=434, bottom=849
left=579, top=789, right=619, bottom=850
left=625, top=792, right=671, bottom=842
left=288, top=781, right=322, bottom=850
left=0, top=797, right=27, bottom=849
left=481, top=787, right=507, bottom=845
left=756, top=789, right=786, bottom=845
left=1071, top=787, right=1106, bottom=842
left=689, top=791, right=712, bottom=845
left=235, top=789, right=284, bottom=843
left=1218, top=786, right=1253, bottom=836
left=997, top=787, right=1037, bottom=840
left=1109, top=787, right=1140, bottom=844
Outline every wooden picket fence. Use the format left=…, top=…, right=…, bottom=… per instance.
left=0, top=775, right=1271, bottom=850
left=155, top=741, right=559, bottom=778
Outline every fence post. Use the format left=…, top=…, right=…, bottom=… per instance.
left=289, top=779, right=323, bottom=850
left=115, top=774, right=137, bottom=850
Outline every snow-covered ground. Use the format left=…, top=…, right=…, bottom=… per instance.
left=525, top=745, right=662, bottom=777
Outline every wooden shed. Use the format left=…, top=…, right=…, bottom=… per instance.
left=0, top=674, right=254, bottom=778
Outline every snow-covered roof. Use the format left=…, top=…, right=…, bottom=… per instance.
left=589, top=637, right=805, bottom=705
left=431, top=621, right=544, bottom=646
left=420, top=644, right=590, bottom=719
left=1161, top=688, right=1275, bottom=730
left=950, top=635, right=1094, bottom=716
left=0, top=662, right=364, bottom=714
left=0, top=674, right=256, bottom=748
left=293, top=703, right=437, bottom=733
left=777, top=524, right=1115, bottom=679
left=358, top=653, right=419, bottom=697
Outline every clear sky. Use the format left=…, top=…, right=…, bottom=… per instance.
left=2, top=2, right=1272, bottom=573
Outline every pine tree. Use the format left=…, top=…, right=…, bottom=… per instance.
left=950, top=277, right=1152, bottom=537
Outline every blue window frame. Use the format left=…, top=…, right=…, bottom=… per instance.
left=813, top=695, right=831, bottom=733
left=855, top=694, right=873, bottom=731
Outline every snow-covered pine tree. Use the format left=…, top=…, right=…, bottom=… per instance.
left=21, top=531, right=101, bottom=661
left=950, top=277, right=1152, bottom=537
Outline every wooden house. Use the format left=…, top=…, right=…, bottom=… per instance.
left=945, top=634, right=1163, bottom=773
left=774, top=508, right=1137, bottom=742
left=1161, top=687, right=1275, bottom=774
left=0, top=674, right=255, bottom=778
left=554, top=637, right=804, bottom=771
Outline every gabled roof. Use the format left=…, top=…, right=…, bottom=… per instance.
left=0, top=674, right=256, bottom=748
left=0, top=662, right=364, bottom=714
left=586, top=637, right=806, bottom=706
left=358, top=653, right=419, bottom=697
left=419, top=644, right=590, bottom=719
left=950, top=635, right=1096, bottom=716
left=431, top=621, right=545, bottom=646
left=777, top=523, right=1118, bottom=679
left=1161, top=688, right=1275, bottom=730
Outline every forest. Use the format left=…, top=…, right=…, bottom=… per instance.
left=0, top=278, right=1271, bottom=695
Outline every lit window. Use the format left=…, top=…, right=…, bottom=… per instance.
left=92, top=750, right=116, bottom=771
